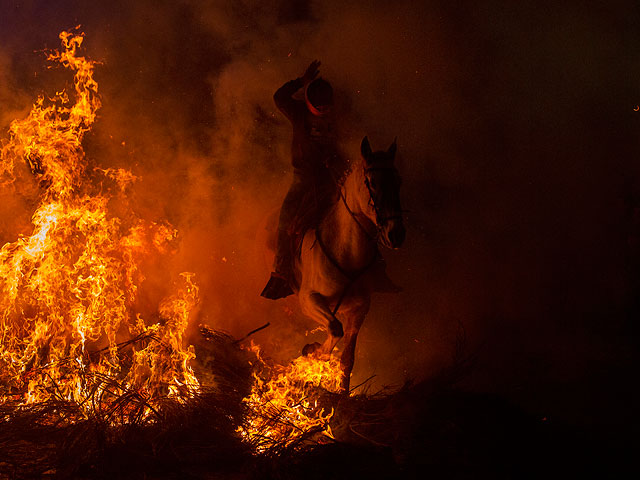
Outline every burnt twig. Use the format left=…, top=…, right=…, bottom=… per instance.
left=233, top=322, right=271, bottom=345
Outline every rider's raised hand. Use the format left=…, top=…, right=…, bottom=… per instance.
left=302, top=60, right=321, bottom=84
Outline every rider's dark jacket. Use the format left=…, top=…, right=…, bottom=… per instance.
left=272, top=77, right=345, bottom=276
left=274, top=78, right=341, bottom=174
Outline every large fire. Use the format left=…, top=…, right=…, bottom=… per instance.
left=0, top=30, right=345, bottom=448
left=0, top=30, right=198, bottom=419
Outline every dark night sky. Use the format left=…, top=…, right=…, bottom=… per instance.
left=0, top=0, right=639, bottom=438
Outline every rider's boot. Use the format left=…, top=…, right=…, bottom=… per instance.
left=261, top=250, right=294, bottom=299
left=261, top=271, right=294, bottom=299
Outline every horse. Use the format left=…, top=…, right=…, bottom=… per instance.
left=292, top=136, right=405, bottom=392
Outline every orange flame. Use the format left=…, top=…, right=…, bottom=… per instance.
left=238, top=344, right=344, bottom=452
left=0, top=30, right=198, bottom=420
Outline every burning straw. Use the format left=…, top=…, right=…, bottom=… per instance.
left=237, top=343, right=344, bottom=454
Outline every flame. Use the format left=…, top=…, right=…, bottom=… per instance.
left=0, top=29, right=347, bottom=444
left=239, top=344, right=344, bottom=452
left=0, top=30, right=198, bottom=420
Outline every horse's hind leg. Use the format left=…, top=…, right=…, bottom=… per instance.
left=299, top=291, right=344, bottom=355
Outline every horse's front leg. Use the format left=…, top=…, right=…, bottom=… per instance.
left=339, top=307, right=367, bottom=393
left=299, top=291, right=344, bottom=355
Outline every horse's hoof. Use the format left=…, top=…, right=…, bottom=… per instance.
left=329, top=319, right=344, bottom=338
left=302, top=342, right=322, bottom=356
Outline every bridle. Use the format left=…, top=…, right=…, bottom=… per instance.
left=329, top=163, right=403, bottom=246
left=362, top=165, right=403, bottom=231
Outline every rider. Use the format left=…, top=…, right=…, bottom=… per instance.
left=261, top=60, right=347, bottom=300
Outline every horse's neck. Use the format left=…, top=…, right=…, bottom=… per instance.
left=319, top=166, right=377, bottom=272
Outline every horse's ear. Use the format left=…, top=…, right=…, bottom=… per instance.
left=387, top=137, right=397, bottom=159
left=361, top=136, right=372, bottom=161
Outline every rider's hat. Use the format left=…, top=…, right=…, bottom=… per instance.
left=305, top=78, right=333, bottom=116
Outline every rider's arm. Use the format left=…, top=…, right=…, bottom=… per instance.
left=273, top=78, right=303, bottom=121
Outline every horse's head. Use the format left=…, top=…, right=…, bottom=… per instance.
left=359, top=136, right=405, bottom=249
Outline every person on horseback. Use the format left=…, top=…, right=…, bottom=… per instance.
left=261, top=60, right=347, bottom=300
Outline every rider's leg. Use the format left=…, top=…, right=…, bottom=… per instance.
left=261, top=171, right=307, bottom=299
left=273, top=171, right=306, bottom=278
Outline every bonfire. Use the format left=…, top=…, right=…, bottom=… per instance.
left=0, top=29, right=343, bottom=452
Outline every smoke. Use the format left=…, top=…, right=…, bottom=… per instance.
left=1, top=0, right=639, bottom=422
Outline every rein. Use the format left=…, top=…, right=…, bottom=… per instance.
left=313, top=163, right=402, bottom=316
left=315, top=223, right=379, bottom=316
left=313, top=173, right=381, bottom=316
left=337, top=186, right=379, bottom=244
